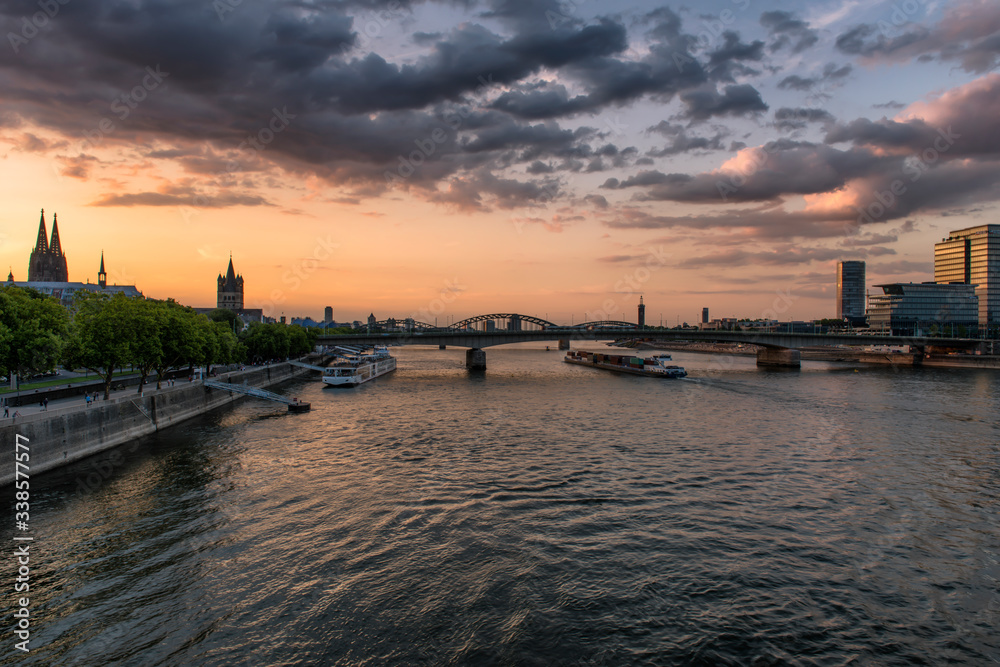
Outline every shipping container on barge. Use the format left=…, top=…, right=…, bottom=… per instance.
left=564, top=350, right=687, bottom=378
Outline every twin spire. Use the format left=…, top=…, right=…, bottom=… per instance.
left=33, top=209, right=63, bottom=256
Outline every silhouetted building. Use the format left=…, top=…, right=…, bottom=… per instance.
left=217, top=255, right=244, bottom=310
left=867, top=283, right=978, bottom=336
left=28, top=209, right=69, bottom=282
left=837, top=260, right=866, bottom=321
left=935, top=224, right=1000, bottom=330
left=324, top=306, right=333, bottom=322
left=12, top=213, right=142, bottom=305
left=637, top=296, right=646, bottom=327
left=702, top=307, right=709, bottom=324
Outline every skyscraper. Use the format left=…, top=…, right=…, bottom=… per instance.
left=637, top=296, right=645, bottom=327
left=935, top=225, right=1000, bottom=330
left=324, top=306, right=333, bottom=322
left=837, top=261, right=866, bottom=321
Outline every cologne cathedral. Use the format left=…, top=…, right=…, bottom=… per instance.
left=28, top=209, right=69, bottom=282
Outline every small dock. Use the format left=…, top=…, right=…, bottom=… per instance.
left=204, top=379, right=310, bottom=412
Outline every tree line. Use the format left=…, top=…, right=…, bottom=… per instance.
left=0, top=286, right=317, bottom=398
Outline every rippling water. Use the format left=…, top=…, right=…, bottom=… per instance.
left=3, top=345, right=999, bottom=665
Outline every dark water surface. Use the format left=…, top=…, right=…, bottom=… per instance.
left=3, top=345, right=999, bottom=665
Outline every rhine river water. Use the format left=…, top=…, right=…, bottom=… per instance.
left=3, top=344, right=999, bottom=665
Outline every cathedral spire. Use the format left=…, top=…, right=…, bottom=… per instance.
left=49, top=213, right=63, bottom=255
left=34, top=209, right=48, bottom=253
left=226, top=254, right=236, bottom=282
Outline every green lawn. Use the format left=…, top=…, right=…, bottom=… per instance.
left=1, top=370, right=140, bottom=394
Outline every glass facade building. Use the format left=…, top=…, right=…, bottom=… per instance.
left=836, top=260, right=866, bottom=320
left=934, top=224, right=1000, bottom=332
left=866, top=283, right=978, bottom=336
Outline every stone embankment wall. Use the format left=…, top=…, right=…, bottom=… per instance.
left=1, top=363, right=309, bottom=486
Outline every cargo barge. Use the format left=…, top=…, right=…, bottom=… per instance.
left=564, top=351, right=687, bottom=378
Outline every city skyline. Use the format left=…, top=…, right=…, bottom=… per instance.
left=2, top=1, right=999, bottom=321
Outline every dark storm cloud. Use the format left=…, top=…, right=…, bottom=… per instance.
left=777, top=63, right=852, bottom=91
left=759, top=10, right=819, bottom=54
left=490, top=7, right=711, bottom=120
left=774, top=107, right=835, bottom=132
left=835, top=0, right=1000, bottom=73
left=678, top=84, right=768, bottom=121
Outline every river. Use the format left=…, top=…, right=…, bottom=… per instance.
left=3, top=344, right=999, bottom=665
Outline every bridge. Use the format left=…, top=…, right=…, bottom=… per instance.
left=316, top=314, right=984, bottom=369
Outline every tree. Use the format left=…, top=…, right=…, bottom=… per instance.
left=240, top=322, right=290, bottom=363
left=0, top=285, right=69, bottom=381
left=151, top=301, right=204, bottom=389
left=208, top=307, right=240, bottom=332
left=64, top=292, right=140, bottom=399
left=130, top=298, right=162, bottom=394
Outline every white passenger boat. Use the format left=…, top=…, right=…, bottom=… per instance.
left=322, top=346, right=397, bottom=387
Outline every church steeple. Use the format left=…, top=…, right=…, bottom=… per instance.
left=6, top=268, right=12, bottom=284
left=98, top=251, right=107, bottom=288
left=49, top=213, right=63, bottom=255
left=34, top=209, right=48, bottom=253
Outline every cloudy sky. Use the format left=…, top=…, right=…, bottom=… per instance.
left=1, top=0, right=998, bottom=323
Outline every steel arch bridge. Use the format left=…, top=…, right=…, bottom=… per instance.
left=449, top=313, right=557, bottom=330
left=569, top=320, right=638, bottom=329
left=374, top=319, right=437, bottom=330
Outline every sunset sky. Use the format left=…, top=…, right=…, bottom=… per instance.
left=1, top=0, right=999, bottom=324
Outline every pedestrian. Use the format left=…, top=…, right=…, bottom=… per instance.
left=86, top=394, right=91, bottom=407
left=3, top=405, right=8, bottom=418
left=43, top=397, right=48, bottom=411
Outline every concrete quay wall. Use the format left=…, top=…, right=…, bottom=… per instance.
left=0, top=363, right=309, bottom=487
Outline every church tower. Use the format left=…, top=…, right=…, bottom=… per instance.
left=217, top=255, right=244, bottom=310
left=27, top=209, right=69, bottom=282
left=98, top=252, right=107, bottom=288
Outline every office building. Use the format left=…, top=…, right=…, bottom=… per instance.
left=324, top=306, right=333, bottom=322
left=866, top=283, right=978, bottom=336
left=837, top=260, right=866, bottom=321
left=701, top=308, right=709, bottom=324
left=935, top=224, right=1000, bottom=331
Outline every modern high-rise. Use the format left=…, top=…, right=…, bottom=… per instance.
left=701, top=307, right=709, bottom=324
left=637, top=296, right=645, bottom=327
left=324, top=306, right=333, bottom=322
left=866, top=283, right=978, bottom=336
left=935, top=225, right=1000, bottom=331
left=836, top=260, right=866, bottom=320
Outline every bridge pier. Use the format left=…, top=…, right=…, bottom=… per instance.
left=466, top=348, right=486, bottom=370
left=558, top=339, right=570, bottom=350
left=756, top=348, right=801, bottom=368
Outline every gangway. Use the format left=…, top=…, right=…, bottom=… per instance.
left=204, top=379, right=310, bottom=412
left=289, top=360, right=327, bottom=372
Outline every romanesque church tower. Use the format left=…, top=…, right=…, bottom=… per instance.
left=217, top=256, right=244, bottom=310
